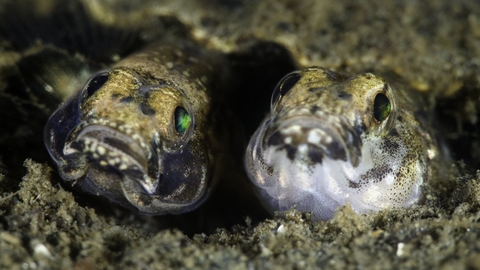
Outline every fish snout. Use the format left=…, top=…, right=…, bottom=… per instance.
left=266, top=116, right=361, bottom=166
left=67, top=124, right=159, bottom=195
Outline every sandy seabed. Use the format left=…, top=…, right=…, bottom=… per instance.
left=2, top=0, right=480, bottom=269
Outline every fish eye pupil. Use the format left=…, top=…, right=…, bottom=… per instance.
left=373, top=93, right=391, bottom=122
left=175, top=106, right=191, bottom=134
left=85, top=74, right=108, bottom=98
left=271, top=72, right=302, bottom=108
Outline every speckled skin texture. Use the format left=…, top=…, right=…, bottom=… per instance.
left=246, top=67, right=443, bottom=220
left=45, top=43, right=228, bottom=214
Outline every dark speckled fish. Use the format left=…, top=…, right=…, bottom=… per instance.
left=0, top=0, right=229, bottom=215
left=245, top=67, right=447, bottom=220
left=44, top=43, right=229, bottom=215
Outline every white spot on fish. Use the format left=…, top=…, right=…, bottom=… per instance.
left=307, top=130, right=321, bottom=144
left=132, top=133, right=141, bottom=142
left=97, top=146, right=106, bottom=155
left=298, top=108, right=310, bottom=115
left=298, top=144, right=308, bottom=153
left=282, top=125, right=302, bottom=135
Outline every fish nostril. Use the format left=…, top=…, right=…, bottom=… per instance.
left=140, top=102, right=156, bottom=116
left=120, top=96, right=134, bottom=103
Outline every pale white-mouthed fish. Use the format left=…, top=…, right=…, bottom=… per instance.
left=245, top=67, right=445, bottom=220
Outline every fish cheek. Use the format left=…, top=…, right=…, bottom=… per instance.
left=158, top=139, right=210, bottom=206
left=44, top=94, right=82, bottom=165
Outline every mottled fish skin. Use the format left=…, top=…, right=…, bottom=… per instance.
left=245, top=67, right=443, bottom=220
left=45, top=42, right=228, bottom=215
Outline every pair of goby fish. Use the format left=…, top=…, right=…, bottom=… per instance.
left=7, top=5, right=445, bottom=221
left=45, top=50, right=444, bottom=220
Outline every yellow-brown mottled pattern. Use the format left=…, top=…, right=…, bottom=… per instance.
left=46, top=42, right=229, bottom=215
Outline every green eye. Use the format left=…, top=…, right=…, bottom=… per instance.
left=175, top=106, right=191, bottom=134
left=373, top=93, right=391, bottom=122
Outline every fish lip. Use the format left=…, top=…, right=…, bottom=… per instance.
left=65, top=124, right=159, bottom=194
left=265, top=114, right=362, bottom=166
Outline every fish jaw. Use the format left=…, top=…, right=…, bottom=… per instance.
left=246, top=114, right=424, bottom=220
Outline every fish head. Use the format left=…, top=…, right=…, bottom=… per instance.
left=45, top=66, right=209, bottom=214
left=246, top=67, right=426, bottom=220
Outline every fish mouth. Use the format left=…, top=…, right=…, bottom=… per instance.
left=265, top=115, right=362, bottom=167
left=65, top=124, right=159, bottom=194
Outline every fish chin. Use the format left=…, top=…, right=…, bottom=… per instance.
left=247, top=114, right=407, bottom=220
left=249, top=123, right=422, bottom=220
left=245, top=116, right=354, bottom=219
left=257, top=143, right=361, bottom=220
